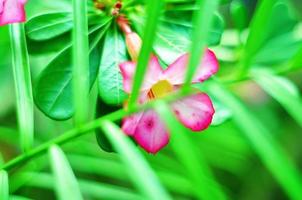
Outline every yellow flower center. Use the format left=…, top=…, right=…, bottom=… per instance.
left=147, top=80, right=173, bottom=100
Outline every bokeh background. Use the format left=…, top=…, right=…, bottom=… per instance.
left=0, top=0, right=302, bottom=199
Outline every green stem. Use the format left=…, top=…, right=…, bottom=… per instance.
left=0, top=90, right=192, bottom=171
left=9, top=24, right=34, bottom=152
left=72, top=0, right=90, bottom=125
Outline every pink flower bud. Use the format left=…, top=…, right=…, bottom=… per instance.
left=125, top=32, right=142, bottom=62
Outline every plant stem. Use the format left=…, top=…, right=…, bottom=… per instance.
left=72, top=0, right=90, bottom=125
left=9, top=24, right=34, bottom=152
left=0, top=90, right=192, bottom=171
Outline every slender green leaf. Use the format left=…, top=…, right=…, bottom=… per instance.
left=0, top=170, right=9, bottom=200
left=16, top=172, right=142, bottom=200
left=230, top=0, right=248, bottom=31
left=72, top=0, right=90, bottom=124
left=154, top=101, right=227, bottom=200
left=290, top=45, right=302, bottom=69
left=252, top=69, right=302, bottom=127
left=237, top=0, right=276, bottom=76
left=49, top=145, right=83, bottom=200
left=208, top=81, right=302, bottom=200
left=128, top=0, right=164, bottom=107
left=9, top=24, right=34, bottom=152
left=98, top=24, right=128, bottom=105
left=99, top=120, right=172, bottom=200
left=9, top=196, right=33, bottom=200
left=183, top=0, right=220, bottom=89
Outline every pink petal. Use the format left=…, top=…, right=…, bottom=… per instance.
left=122, top=112, right=144, bottom=136
left=133, top=110, right=169, bottom=154
left=119, top=55, right=163, bottom=93
left=172, top=93, right=214, bottom=131
left=163, top=49, right=219, bottom=85
left=0, top=0, right=27, bottom=26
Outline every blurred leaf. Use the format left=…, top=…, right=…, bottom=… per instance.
left=49, top=145, right=83, bottom=200
left=208, top=81, right=302, bottom=200
left=238, top=0, right=276, bottom=75
left=34, top=25, right=107, bottom=120
left=131, top=12, right=224, bottom=65
left=230, top=0, right=248, bottom=31
left=17, top=172, right=142, bottom=200
left=98, top=24, right=128, bottom=105
left=252, top=1, right=300, bottom=65
left=95, top=98, right=119, bottom=152
left=99, top=120, right=172, bottom=200
left=210, top=97, right=232, bottom=126
left=0, top=170, right=9, bottom=200
left=9, top=24, right=34, bottom=152
left=26, top=12, right=73, bottom=40
left=252, top=69, right=302, bottom=127
left=290, top=45, right=302, bottom=69
left=9, top=196, right=34, bottom=200
left=154, top=101, right=227, bottom=200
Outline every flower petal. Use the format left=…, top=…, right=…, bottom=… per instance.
left=133, top=110, right=169, bottom=154
left=164, top=48, right=219, bottom=85
left=119, top=55, right=163, bottom=93
left=0, top=0, right=27, bottom=26
left=122, top=112, right=144, bottom=136
left=171, top=93, right=214, bottom=131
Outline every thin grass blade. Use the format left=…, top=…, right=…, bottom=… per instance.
left=72, top=0, right=90, bottom=124
left=128, top=0, right=164, bottom=107
left=0, top=170, right=9, bottom=200
left=49, top=145, right=83, bottom=200
left=209, top=81, right=302, bottom=200
left=99, top=120, right=172, bottom=200
left=183, top=0, right=220, bottom=90
left=252, top=69, right=302, bottom=127
left=237, top=0, right=275, bottom=76
left=9, top=23, right=34, bottom=152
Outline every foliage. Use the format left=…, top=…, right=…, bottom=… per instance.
left=0, top=0, right=302, bottom=199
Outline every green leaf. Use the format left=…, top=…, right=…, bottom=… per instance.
left=128, top=0, right=164, bottom=106
left=230, top=0, right=248, bottom=31
left=9, top=24, right=34, bottom=152
left=154, top=101, right=227, bottom=200
left=183, top=0, right=220, bottom=89
left=252, top=1, right=300, bottom=65
left=0, top=170, right=9, bottom=200
left=95, top=98, right=119, bottom=152
left=252, top=69, right=302, bottom=127
left=98, top=25, right=128, bottom=105
left=26, top=12, right=73, bottom=41
left=130, top=12, right=224, bottom=65
left=49, top=145, right=83, bottom=200
left=208, top=81, right=302, bottom=200
left=34, top=25, right=107, bottom=120
left=99, top=120, right=172, bottom=200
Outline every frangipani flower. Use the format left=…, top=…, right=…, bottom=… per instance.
left=0, top=0, right=27, bottom=26
left=119, top=49, right=218, bottom=153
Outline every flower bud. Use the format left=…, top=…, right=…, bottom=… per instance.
left=117, top=16, right=142, bottom=61
left=125, top=32, right=142, bottom=62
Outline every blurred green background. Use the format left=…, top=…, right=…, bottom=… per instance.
left=0, top=0, right=302, bottom=199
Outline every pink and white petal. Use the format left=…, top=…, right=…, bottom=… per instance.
left=119, top=55, right=163, bottom=93
left=133, top=110, right=169, bottom=154
left=121, top=112, right=144, bottom=136
left=0, top=0, right=4, bottom=13
left=163, top=49, right=219, bottom=85
left=119, top=61, right=136, bottom=93
left=172, top=93, right=214, bottom=131
left=0, top=0, right=27, bottom=26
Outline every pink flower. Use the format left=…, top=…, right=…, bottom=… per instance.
left=0, top=0, right=27, bottom=26
left=119, top=49, right=219, bottom=154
